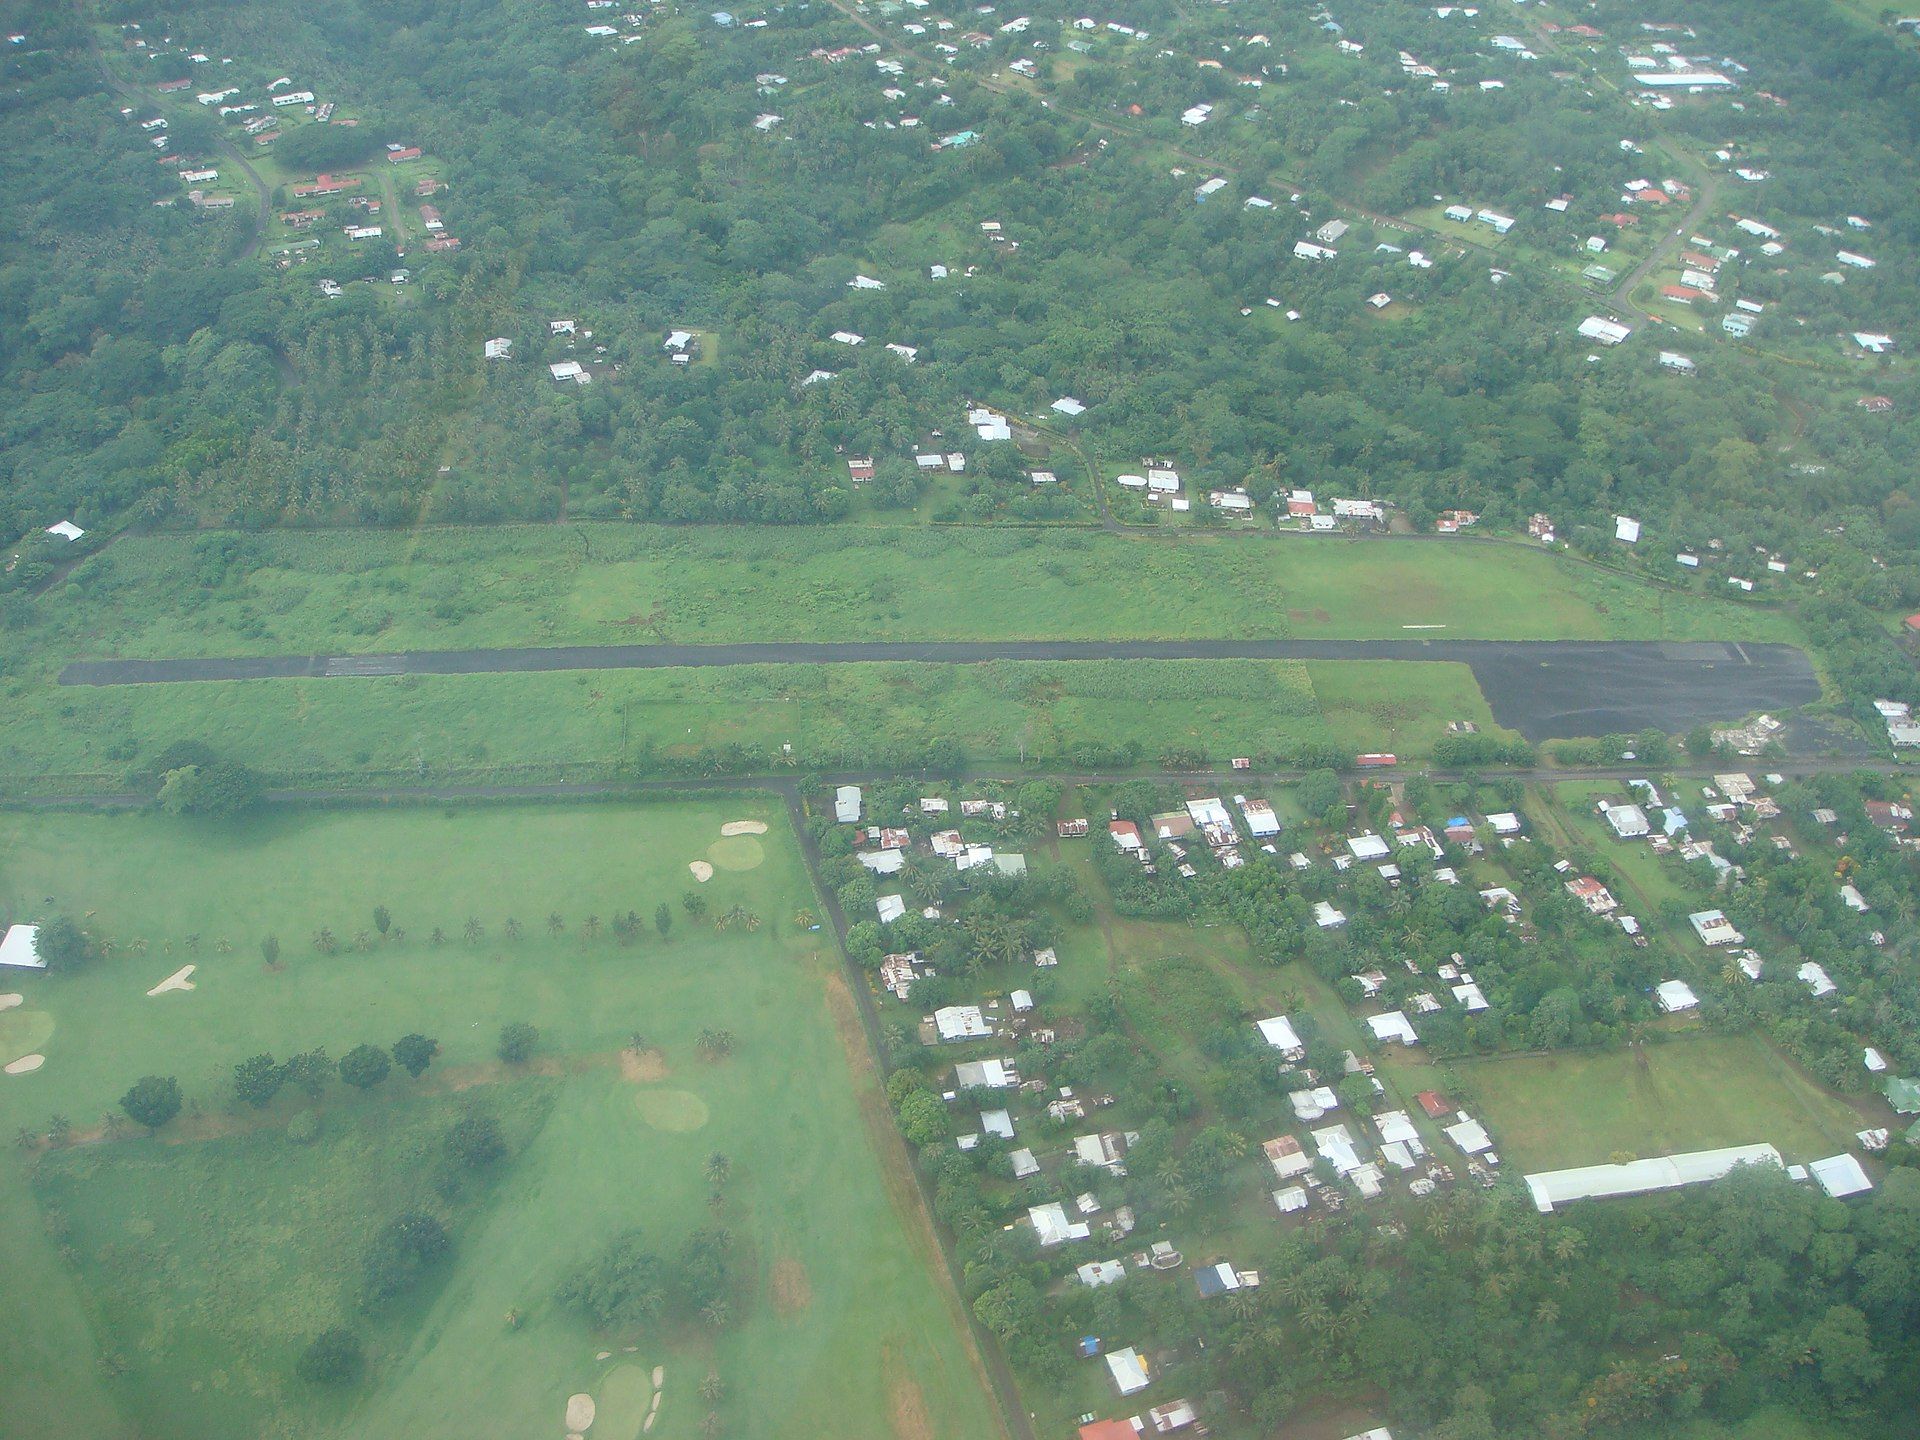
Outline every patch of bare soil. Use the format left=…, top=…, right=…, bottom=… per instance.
left=883, top=1347, right=935, bottom=1440
left=770, top=1257, right=812, bottom=1316
left=620, top=1047, right=669, bottom=1083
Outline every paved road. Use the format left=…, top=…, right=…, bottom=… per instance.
left=59, top=638, right=1821, bottom=742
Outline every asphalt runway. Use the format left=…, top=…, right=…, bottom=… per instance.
left=57, top=638, right=1818, bottom=742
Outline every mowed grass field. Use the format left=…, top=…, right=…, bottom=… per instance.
left=0, top=657, right=1515, bottom=785
left=1452, top=1034, right=1874, bottom=1172
left=22, top=524, right=1796, bottom=662
left=0, top=803, right=1002, bottom=1440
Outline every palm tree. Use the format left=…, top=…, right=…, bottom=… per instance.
left=1161, top=1180, right=1194, bottom=1217
left=464, top=917, right=484, bottom=945
left=699, top=1373, right=725, bottom=1404
left=700, top=1414, right=725, bottom=1439
left=704, top=1152, right=732, bottom=1187
left=700, top=1300, right=731, bottom=1329
left=627, top=1030, right=649, bottom=1052
left=1227, top=1287, right=1262, bottom=1322
left=503, top=916, right=522, bottom=942
left=582, top=914, right=601, bottom=942
left=547, top=912, right=564, bottom=936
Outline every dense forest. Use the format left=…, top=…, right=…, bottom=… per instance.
left=4, top=0, right=1919, bottom=604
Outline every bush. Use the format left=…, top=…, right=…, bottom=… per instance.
left=446, top=1111, right=506, bottom=1169
left=296, top=1327, right=365, bottom=1385
left=338, top=1044, right=392, bottom=1090
left=32, top=915, right=93, bottom=970
left=896, top=1090, right=949, bottom=1146
left=498, top=1023, right=538, bottom=1064
left=274, top=123, right=384, bottom=174
left=120, top=1075, right=182, bottom=1131
left=558, top=1230, right=667, bottom=1330
left=362, top=1211, right=450, bottom=1306
left=156, top=759, right=263, bottom=818
left=233, top=1053, right=285, bottom=1108
left=392, top=1033, right=439, bottom=1078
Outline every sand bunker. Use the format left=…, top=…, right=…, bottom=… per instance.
left=5, top=1054, right=45, bottom=1075
left=651, top=1365, right=664, bottom=1389
left=0, top=1009, right=54, bottom=1067
left=688, top=861, right=714, bottom=883
left=634, top=1088, right=709, bottom=1133
left=147, top=965, right=196, bottom=996
left=720, top=819, right=769, bottom=837
left=0, top=993, right=22, bottom=1012
left=705, top=835, right=764, bottom=872
left=596, top=1351, right=612, bottom=1361
left=565, top=1393, right=596, bottom=1431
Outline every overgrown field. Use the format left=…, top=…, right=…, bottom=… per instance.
left=0, top=656, right=1511, bottom=787
left=23, top=525, right=1797, bottom=662
left=0, top=803, right=1001, bottom=1440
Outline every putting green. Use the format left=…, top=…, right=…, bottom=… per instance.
left=705, top=835, right=765, bottom=871
left=634, top=1088, right=708, bottom=1132
left=596, top=1362, right=655, bottom=1440
left=0, top=1009, right=53, bottom=1066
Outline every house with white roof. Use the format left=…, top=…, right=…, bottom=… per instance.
left=1526, top=1145, right=1782, bottom=1212
left=1256, top=1014, right=1303, bottom=1053
left=1105, top=1346, right=1150, bottom=1395
left=1688, top=909, right=1742, bottom=946
left=1029, top=1201, right=1090, bottom=1246
left=0, top=924, right=45, bottom=969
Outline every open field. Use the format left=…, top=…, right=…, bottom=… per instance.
left=0, top=803, right=1001, bottom=1440
left=1452, top=1035, right=1875, bottom=1172
left=0, top=522, right=1797, bottom=786
left=0, top=656, right=1512, bottom=784
left=21, top=525, right=1800, bottom=664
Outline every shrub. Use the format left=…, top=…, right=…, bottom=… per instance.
left=362, top=1211, right=450, bottom=1306
left=120, top=1075, right=182, bottom=1131
left=446, top=1111, right=506, bottom=1169
left=558, top=1230, right=667, bottom=1330
left=498, top=1023, right=538, bottom=1064
left=296, top=1327, right=365, bottom=1386
left=338, top=1044, right=392, bottom=1090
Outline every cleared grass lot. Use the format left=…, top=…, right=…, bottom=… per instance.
left=0, top=803, right=1001, bottom=1440
left=1454, top=1034, right=1873, bottom=1172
